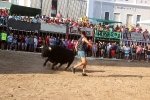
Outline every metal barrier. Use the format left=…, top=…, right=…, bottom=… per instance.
left=94, top=30, right=122, bottom=40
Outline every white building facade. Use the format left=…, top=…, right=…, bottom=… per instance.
left=87, top=0, right=150, bottom=29
left=31, top=0, right=87, bottom=19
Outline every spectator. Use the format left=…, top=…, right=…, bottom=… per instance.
left=136, top=44, right=142, bottom=61
left=49, top=36, right=54, bottom=46
left=46, top=36, right=50, bottom=46
left=1, top=30, right=7, bottom=50
left=106, top=43, right=111, bottom=58
left=67, top=40, right=73, bottom=50
left=92, top=42, right=98, bottom=57
left=21, top=35, right=25, bottom=51
left=131, top=44, right=136, bottom=60
left=17, top=35, right=21, bottom=51
left=34, top=36, right=38, bottom=52
left=25, top=35, right=29, bottom=51
left=28, top=35, right=34, bottom=52
left=56, top=11, right=62, bottom=19
left=11, top=36, right=17, bottom=51
left=7, top=33, right=13, bottom=50
left=123, top=44, right=131, bottom=62
left=146, top=47, right=150, bottom=62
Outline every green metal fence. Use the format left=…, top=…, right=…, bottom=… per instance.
left=94, top=30, right=122, bottom=42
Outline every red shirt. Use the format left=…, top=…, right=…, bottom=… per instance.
left=46, top=38, right=49, bottom=45
left=21, top=37, right=25, bottom=43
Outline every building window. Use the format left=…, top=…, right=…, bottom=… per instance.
left=136, top=15, right=141, bottom=27
left=114, top=13, right=120, bottom=21
left=126, top=14, right=133, bottom=26
left=105, top=12, right=109, bottom=20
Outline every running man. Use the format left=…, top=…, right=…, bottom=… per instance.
left=71, top=31, right=92, bottom=76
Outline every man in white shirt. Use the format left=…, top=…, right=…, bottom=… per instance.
left=106, top=43, right=111, bottom=58
left=123, top=44, right=131, bottom=62
left=34, top=36, right=38, bottom=52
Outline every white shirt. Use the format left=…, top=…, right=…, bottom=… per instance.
left=107, top=45, right=111, bottom=51
left=34, top=38, right=38, bottom=45
left=124, top=46, right=130, bottom=53
left=49, top=38, right=54, bottom=45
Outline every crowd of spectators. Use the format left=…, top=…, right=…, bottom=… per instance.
left=0, top=30, right=150, bottom=62
left=1, top=10, right=150, bottom=62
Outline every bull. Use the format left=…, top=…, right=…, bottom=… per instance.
left=40, top=45, right=75, bottom=70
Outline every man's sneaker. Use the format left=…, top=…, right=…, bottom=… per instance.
left=82, top=73, right=88, bottom=76
left=71, top=67, right=75, bottom=74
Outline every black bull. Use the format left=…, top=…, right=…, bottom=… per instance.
left=40, top=45, right=76, bottom=70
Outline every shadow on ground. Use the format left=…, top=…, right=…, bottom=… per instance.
left=0, top=50, right=150, bottom=75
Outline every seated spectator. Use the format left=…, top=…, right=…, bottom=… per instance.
left=55, top=18, right=60, bottom=25
left=116, top=25, right=120, bottom=32
left=31, top=16, right=38, bottom=23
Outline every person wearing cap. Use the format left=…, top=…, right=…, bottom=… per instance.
left=71, top=31, right=92, bottom=76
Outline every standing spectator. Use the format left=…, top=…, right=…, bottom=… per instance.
left=56, top=11, right=62, bottom=19
left=49, top=36, right=54, bottom=46
left=136, top=44, right=142, bottom=61
left=67, top=40, right=73, bottom=50
left=17, top=35, right=21, bottom=51
left=131, top=44, right=137, bottom=60
left=25, top=35, right=29, bottom=51
left=34, top=36, right=38, bottom=52
left=106, top=43, right=111, bottom=58
left=38, top=37, right=42, bottom=52
left=11, top=36, right=17, bottom=51
left=1, top=30, right=7, bottom=50
left=46, top=36, right=50, bottom=46
left=28, top=35, right=34, bottom=52
left=21, top=35, right=25, bottom=51
left=100, top=42, right=106, bottom=58
left=92, top=42, right=98, bottom=57
left=7, top=33, right=13, bottom=50
left=56, top=37, right=62, bottom=46
left=123, top=44, right=131, bottom=62
left=146, top=47, right=150, bottom=62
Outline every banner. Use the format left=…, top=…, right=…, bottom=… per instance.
left=131, top=32, right=143, bottom=40
left=69, top=27, right=92, bottom=36
left=41, top=24, right=66, bottom=33
left=123, top=31, right=150, bottom=42
left=8, top=19, right=41, bottom=31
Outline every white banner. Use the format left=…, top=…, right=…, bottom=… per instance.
left=69, top=27, right=93, bottom=36
left=131, top=32, right=143, bottom=40
left=41, top=24, right=66, bottom=33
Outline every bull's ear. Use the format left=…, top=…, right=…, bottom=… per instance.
left=48, top=47, right=52, bottom=51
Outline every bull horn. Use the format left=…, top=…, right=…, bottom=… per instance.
left=39, top=46, right=44, bottom=48
left=48, top=47, right=52, bottom=51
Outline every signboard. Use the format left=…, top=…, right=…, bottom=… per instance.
left=115, top=6, right=134, bottom=10
left=123, top=31, right=150, bottom=42
left=41, top=24, right=66, bottom=33
left=131, top=32, right=143, bottom=40
left=69, top=27, right=93, bottom=36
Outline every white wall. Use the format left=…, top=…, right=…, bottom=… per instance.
left=18, top=0, right=24, bottom=6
